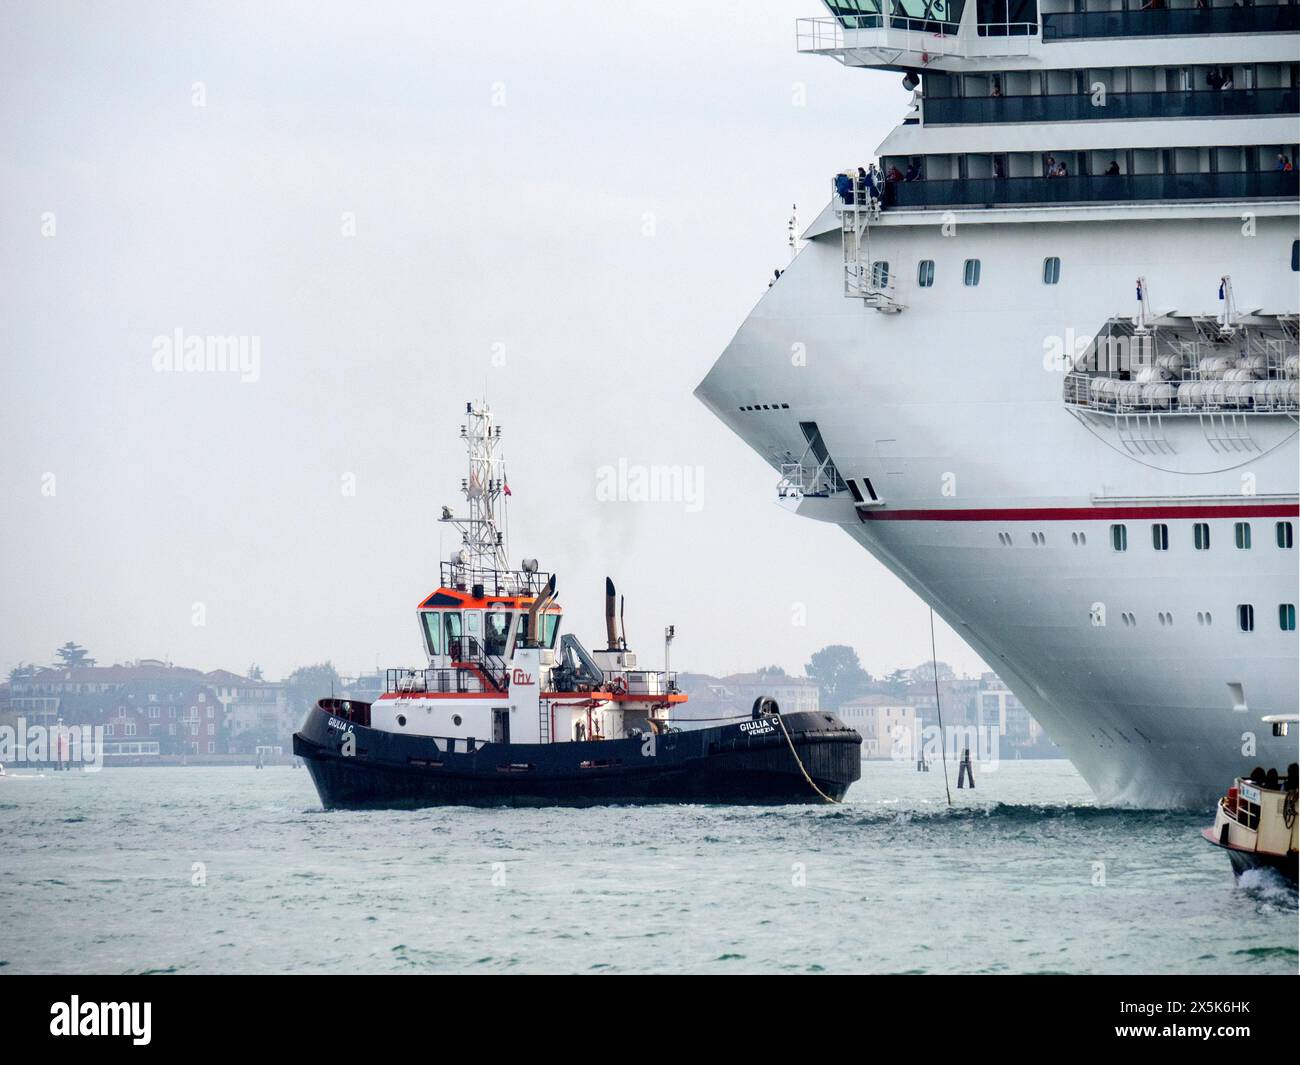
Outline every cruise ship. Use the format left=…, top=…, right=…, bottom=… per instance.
left=696, top=1, right=1300, bottom=807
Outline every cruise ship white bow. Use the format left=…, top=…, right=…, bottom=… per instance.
left=696, top=0, right=1300, bottom=807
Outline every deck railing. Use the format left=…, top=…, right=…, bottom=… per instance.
left=884, top=169, right=1299, bottom=209
left=1042, top=4, right=1299, bottom=40
left=923, top=86, right=1300, bottom=125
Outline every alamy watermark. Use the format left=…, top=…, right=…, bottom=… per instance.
left=151, top=328, right=260, bottom=383
left=0, top=719, right=104, bottom=771
left=595, top=459, right=704, bottom=513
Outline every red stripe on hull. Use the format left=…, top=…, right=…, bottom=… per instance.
left=858, top=503, right=1300, bottom=523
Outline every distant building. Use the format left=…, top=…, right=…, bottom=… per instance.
left=3, top=661, right=287, bottom=757
left=722, top=672, right=819, bottom=715
left=838, top=694, right=917, bottom=760
left=978, top=672, right=1041, bottom=751
left=206, top=669, right=288, bottom=748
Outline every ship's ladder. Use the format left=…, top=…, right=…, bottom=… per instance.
left=840, top=197, right=903, bottom=313
left=538, top=701, right=550, bottom=744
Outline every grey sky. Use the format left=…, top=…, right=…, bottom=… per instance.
left=0, top=1, right=988, bottom=682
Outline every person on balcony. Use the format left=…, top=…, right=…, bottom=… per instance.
left=835, top=171, right=853, bottom=204
left=993, top=158, right=1005, bottom=179
left=990, top=78, right=1002, bottom=98
left=1206, top=68, right=1223, bottom=90
left=904, top=160, right=922, bottom=181
left=1043, top=153, right=1056, bottom=177
left=886, top=164, right=905, bottom=183
left=1105, top=160, right=1122, bottom=176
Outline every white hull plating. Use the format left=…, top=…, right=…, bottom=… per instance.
left=697, top=208, right=1300, bottom=807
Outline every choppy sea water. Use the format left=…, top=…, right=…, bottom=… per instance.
left=0, top=761, right=1294, bottom=974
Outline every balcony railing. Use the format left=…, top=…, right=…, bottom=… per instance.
left=1042, top=4, right=1299, bottom=40
left=884, top=169, right=1299, bottom=209
left=923, top=86, right=1300, bottom=125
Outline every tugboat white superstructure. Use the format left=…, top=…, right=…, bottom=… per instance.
left=293, top=403, right=861, bottom=808
left=697, top=1, right=1300, bottom=807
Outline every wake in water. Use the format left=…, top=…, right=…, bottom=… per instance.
left=1235, top=867, right=1299, bottom=911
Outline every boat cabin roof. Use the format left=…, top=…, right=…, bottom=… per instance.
left=419, top=587, right=561, bottom=613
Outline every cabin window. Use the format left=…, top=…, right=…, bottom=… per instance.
left=1292, top=239, right=1299, bottom=272
left=1042, top=257, right=1061, bottom=285
left=1151, top=523, right=1169, bottom=551
left=1234, top=522, right=1252, bottom=550
left=1237, top=604, right=1255, bottom=632
left=1193, top=523, right=1210, bottom=550
left=421, top=611, right=442, bottom=655
left=485, top=611, right=511, bottom=656
left=1277, top=521, right=1294, bottom=549
left=1111, top=523, right=1127, bottom=551
left=444, top=611, right=463, bottom=657
left=917, top=259, right=935, bottom=287
left=963, top=259, right=981, bottom=286
left=871, top=261, right=890, bottom=288
left=516, top=612, right=560, bottom=649
left=1280, top=604, right=1297, bottom=631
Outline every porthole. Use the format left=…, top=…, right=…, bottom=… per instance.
left=397, top=715, right=407, bottom=727
left=917, top=259, right=935, bottom=287
left=1237, top=604, right=1255, bottom=632
left=963, top=258, right=981, bottom=287
left=1042, top=256, right=1061, bottom=285
left=1193, top=522, right=1210, bottom=550
left=453, top=714, right=463, bottom=726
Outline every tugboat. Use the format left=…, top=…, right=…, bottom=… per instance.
left=1202, top=715, right=1298, bottom=884
left=293, top=402, right=862, bottom=809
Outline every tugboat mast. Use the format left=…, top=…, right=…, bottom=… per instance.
left=441, top=401, right=511, bottom=588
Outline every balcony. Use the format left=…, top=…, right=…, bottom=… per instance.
left=1042, top=4, right=1299, bottom=41
left=923, top=86, right=1300, bottom=124
left=884, top=169, right=1299, bottom=208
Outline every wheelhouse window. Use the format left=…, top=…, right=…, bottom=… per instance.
left=444, top=611, right=463, bottom=657
left=1238, top=604, right=1255, bottom=632
left=485, top=610, right=511, bottom=656
left=1234, top=522, right=1252, bottom=549
left=1042, top=256, right=1061, bottom=285
left=976, top=0, right=1036, bottom=36
left=516, top=612, right=560, bottom=649
left=1151, top=523, right=1169, bottom=551
left=1111, top=524, right=1127, bottom=551
left=1280, top=604, right=1297, bottom=632
left=917, top=259, right=935, bottom=287
left=1277, top=521, right=1294, bottom=549
left=421, top=611, right=442, bottom=655
left=1193, top=522, right=1210, bottom=550
left=963, top=259, right=981, bottom=287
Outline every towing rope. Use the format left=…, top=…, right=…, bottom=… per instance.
left=775, top=713, right=840, bottom=805
left=930, top=607, right=953, bottom=808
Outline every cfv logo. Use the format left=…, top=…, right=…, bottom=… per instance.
left=511, top=668, right=534, bottom=685
left=50, top=996, right=151, bottom=1045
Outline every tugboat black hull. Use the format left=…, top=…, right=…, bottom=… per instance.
left=293, top=705, right=861, bottom=809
